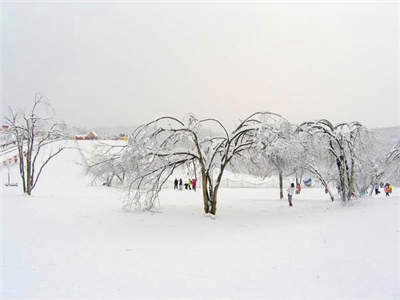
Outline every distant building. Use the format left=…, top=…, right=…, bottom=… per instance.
left=85, top=131, right=98, bottom=140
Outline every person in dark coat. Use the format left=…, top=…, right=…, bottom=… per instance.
left=374, top=184, right=380, bottom=195
left=174, top=178, right=178, bottom=190
left=179, top=178, right=183, bottom=191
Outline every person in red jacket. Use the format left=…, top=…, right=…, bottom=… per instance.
left=191, top=178, right=197, bottom=191
left=296, top=183, right=301, bottom=194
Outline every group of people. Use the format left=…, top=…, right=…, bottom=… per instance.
left=173, top=178, right=393, bottom=204
left=374, top=182, right=393, bottom=197
left=174, top=178, right=197, bottom=191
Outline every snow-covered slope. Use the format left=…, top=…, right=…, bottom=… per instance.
left=371, top=126, right=400, bottom=143
left=371, top=126, right=400, bottom=155
left=1, top=141, right=399, bottom=299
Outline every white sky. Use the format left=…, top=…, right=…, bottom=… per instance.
left=2, top=2, right=399, bottom=130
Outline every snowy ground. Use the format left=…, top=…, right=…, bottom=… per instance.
left=1, top=142, right=399, bottom=299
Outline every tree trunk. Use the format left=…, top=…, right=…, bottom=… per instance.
left=210, top=186, right=219, bottom=215
left=336, top=158, right=347, bottom=201
left=26, top=154, right=32, bottom=195
left=348, top=157, right=355, bottom=199
left=201, top=172, right=210, bottom=213
left=340, top=171, right=347, bottom=202
left=19, top=155, right=26, bottom=193
left=279, top=171, right=283, bottom=199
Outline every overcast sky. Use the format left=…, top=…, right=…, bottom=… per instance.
left=2, top=2, right=399, bottom=130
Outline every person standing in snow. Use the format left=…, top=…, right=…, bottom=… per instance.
left=384, top=184, right=391, bottom=197
left=188, top=178, right=192, bottom=190
left=179, top=178, right=183, bottom=191
left=192, top=178, right=197, bottom=191
left=296, top=183, right=301, bottom=194
left=374, top=183, right=380, bottom=195
left=287, top=183, right=295, bottom=207
left=174, top=178, right=178, bottom=190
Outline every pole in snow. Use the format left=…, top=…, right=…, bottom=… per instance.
left=5, top=164, right=18, bottom=187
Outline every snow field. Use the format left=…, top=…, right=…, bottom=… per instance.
left=1, top=142, right=399, bottom=299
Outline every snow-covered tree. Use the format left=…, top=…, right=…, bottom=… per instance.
left=385, top=142, right=400, bottom=184
left=351, top=132, right=383, bottom=195
left=246, top=120, right=301, bottom=199
left=299, top=120, right=371, bottom=201
left=4, top=94, right=66, bottom=195
left=122, top=112, right=286, bottom=215
left=295, top=129, right=339, bottom=201
left=86, top=141, right=127, bottom=186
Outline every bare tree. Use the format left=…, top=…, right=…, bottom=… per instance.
left=121, top=112, right=286, bottom=215
left=4, top=94, right=66, bottom=195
